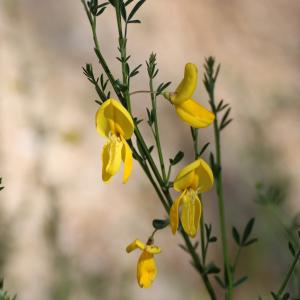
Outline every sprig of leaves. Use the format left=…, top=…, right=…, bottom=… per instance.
left=204, top=57, right=233, bottom=131
left=87, top=0, right=109, bottom=16
left=232, top=218, right=258, bottom=248
left=270, top=233, right=300, bottom=300
left=82, top=64, right=110, bottom=103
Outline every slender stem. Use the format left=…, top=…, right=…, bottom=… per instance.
left=276, top=250, right=300, bottom=297
left=208, top=75, right=233, bottom=298
left=130, top=90, right=156, bottom=96
left=181, top=231, right=217, bottom=300
left=213, top=106, right=233, bottom=299
left=149, top=76, right=167, bottom=182
left=232, top=246, right=242, bottom=273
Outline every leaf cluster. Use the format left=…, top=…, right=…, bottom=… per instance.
left=232, top=218, right=258, bottom=248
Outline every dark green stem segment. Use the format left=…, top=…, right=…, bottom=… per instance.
left=276, top=250, right=300, bottom=297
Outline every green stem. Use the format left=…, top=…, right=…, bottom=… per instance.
left=149, top=76, right=167, bottom=182
left=276, top=250, right=300, bottom=297
left=232, top=246, right=242, bottom=273
left=208, top=78, right=233, bottom=298
left=181, top=231, right=217, bottom=300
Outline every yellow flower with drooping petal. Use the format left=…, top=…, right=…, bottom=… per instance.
left=170, top=159, right=214, bottom=237
left=95, top=99, right=134, bottom=183
left=126, top=239, right=161, bottom=288
left=164, top=63, right=215, bottom=128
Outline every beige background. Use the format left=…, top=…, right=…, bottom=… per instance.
left=1, top=0, right=300, bottom=299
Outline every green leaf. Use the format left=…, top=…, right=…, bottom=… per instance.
left=152, top=219, right=169, bottom=230
left=127, top=19, right=141, bottom=24
left=242, top=218, right=255, bottom=244
left=209, top=236, right=217, bottom=243
left=233, top=276, right=248, bottom=288
left=119, top=0, right=127, bottom=21
left=232, top=226, right=241, bottom=246
left=148, top=145, right=154, bottom=153
left=199, top=142, right=210, bottom=156
left=170, top=151, right=184, bottom=165
left=125, top=0, right=135, bottom=5
left=130, top=64, right=142, bottom=77
left=205, top=262, right=221, bottom=274
left=157, top=81, right=172, bottom=95
left=288, top=241, right=296, bottom=257
left=214, top=275, right=226, bottom=289
left=127, top=0, right=145, bottom=21
left=243, top=238, right=258, bottom=247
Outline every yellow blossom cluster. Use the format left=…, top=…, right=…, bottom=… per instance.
left=95, top=63, right=215, bottom=288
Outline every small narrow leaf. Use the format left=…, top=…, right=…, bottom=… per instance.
left=205, top=262, right=221, bottom=274
left=232, top=226, right=241, bottom=246
left=288, top=241, right=296, bottom=257
left=243, top=238, right=258, bottom=247
left=233, top=276, right=248, bottom=288
left=242, top=218, right=255, bottom=244
left=170, top=151, right=184, bottom=165
left=199, top=142, right=210, bottom=156
left=127, top=0, right=145, bottom=21
left=214, top=275, right=226, bottom=289
left=152, top=219, right=169, bottom=230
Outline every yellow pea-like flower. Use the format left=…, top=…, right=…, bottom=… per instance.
left=164, top=63, right=215, bottom=128
left=95, top=99, right=134, bottom=183
left=170, top=159, right=214, bottom=237
left=126, top=239, right=161, bottom=288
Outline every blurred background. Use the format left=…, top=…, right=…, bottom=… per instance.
left=1, top=0, right=300, bottom=299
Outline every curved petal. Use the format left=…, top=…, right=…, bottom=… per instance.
left=105, top=137, right=123, bottom=179
left=95, top=99, right=134, bottom=139
left=101, top=141, right=113, bottom=182
left=173, top=63, right=198, bottom=105
left=126, top=239, right=146, bottom=253
left=137, top=251, right=157, bottom=288
left=194, top=159, right=214, bottom=193
left=193, top=194, right=202, bottom=237
left=173, top=160, right=201, bottom=191
left=169, top=190, right=186, bottom=234
left=121, top=138, right=133, bottom=183
left=145, top=245, right=161, bottom=254
left=175, top=99, right=215, bottom=128
left=181, top=190, right=202, bottom=237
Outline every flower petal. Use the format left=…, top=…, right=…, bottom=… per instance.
left=105, top=137, right=123, bottom=178
left=169, top=190, right=186, bottom=234
left=175, top=98, right=215, bottom=128
left=145, top=245, right=161, bottom=254
left=95, top=99, right=134, bottom=139
left=121, top=138, right=133, bottom=183
left=173, top=63, right=198, bottom=105
left=193, top=194, right=202, bottom=237
left=126, top=239, right=146, bottom=253
left=173, top=160, right=201, bottom=192
left=194, top=159, right=214, bottom=193
left=137, top=251, right=157, bottom=288
left=101, top=141, right=113, bottom=182
left=181, top=190, right=201, bottom=237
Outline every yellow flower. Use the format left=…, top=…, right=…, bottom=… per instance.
left=126, top=239, right=161, bottom=288
left=164, top=63, right=215, bottom=128
left=170, top=159, right=214, bottom=237
left=95, top=99, right=134, bottom=183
